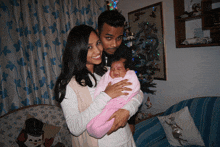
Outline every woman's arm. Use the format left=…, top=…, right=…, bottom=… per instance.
left=61, top=85, right=111, bottom=136
left=122, top=90, right=144, bottom=118
left=121, top=70, right=143, bottom=118
left=122, top=70, right=144, bottom=117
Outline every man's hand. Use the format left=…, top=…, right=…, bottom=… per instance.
left=129, top=124, right=135, bottom=135
left=107, top=109, right=130, bottom=135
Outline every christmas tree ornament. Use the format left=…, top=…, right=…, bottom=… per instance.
left=146, top=97, right=152, bottom=109
left=107, top=0, right=119, bottom=10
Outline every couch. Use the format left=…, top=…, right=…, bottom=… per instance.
left=133, top=96, right=220, bottom=147
left=0, top=104, right=72, bottom=147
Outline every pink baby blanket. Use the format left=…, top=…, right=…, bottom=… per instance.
left=87, top=70, right=140, bottom=138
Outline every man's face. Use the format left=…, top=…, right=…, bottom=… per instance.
left=99, top=23, right=124, bottom=55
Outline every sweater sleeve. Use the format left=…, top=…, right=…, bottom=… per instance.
left=122, top=90, right=143, bottom=119
left=94, top=70, right=110, bottom=99
left=61, top=84, right=111, bottom=136
left=121, top=71, right=144, bottom=118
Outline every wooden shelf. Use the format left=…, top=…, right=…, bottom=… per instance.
left=173, top=0, right=220, bottom=48
left=177, top=15, right=203, bottom=21
left=176, top=43, right=220, bottom=48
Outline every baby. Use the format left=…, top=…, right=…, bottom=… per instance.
left=87, top=57, right=140, bottom=138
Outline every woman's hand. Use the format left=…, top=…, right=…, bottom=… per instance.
left=104, top=79, right=132, bottom=99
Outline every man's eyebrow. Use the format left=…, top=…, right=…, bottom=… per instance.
left=105, top=33, right=113, bottom=36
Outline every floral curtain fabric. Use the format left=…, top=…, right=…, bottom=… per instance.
left=0, top=0, right=106, bottom=116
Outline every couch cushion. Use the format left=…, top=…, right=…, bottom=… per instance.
left=157, top=106, right=205, bottom=146
left=16, top=114, right=61, bottom=146
left=0, top=104, right=71, bottom=147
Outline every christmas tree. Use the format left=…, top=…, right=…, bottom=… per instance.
left=123, top=21, right=160, bottom=95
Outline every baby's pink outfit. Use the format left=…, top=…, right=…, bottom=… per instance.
left=87, top=70, right=140, bottom=138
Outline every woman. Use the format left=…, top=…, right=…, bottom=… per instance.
left=54, top=25, right=140, bottom=147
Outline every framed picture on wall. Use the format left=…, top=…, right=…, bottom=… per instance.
left=128, top=2, right=166, bottom=80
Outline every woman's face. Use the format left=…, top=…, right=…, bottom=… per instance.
left=86, top=31, right=103, bottom=72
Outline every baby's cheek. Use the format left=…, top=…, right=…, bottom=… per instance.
left=120, top=70, right=127, bottom=77
left=110, top=71, right=114, bottom=78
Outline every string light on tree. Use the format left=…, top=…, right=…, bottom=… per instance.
left=107, top=0, right=119, bottom=10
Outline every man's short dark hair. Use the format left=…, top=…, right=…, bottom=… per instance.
left=98, top=10, right=125, bottom=34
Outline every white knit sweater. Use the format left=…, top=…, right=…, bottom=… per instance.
left=61, top=73, right=143, bottom=147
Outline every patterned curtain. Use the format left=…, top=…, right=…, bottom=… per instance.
left=0, top=0, right=106, bottom=116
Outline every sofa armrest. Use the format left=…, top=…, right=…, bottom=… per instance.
left=134, top=116, right=169, bottom=147
left=160, top=97, right=220, bottom=147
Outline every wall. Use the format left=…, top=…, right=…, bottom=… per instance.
left=118, top=0, right=220, bottom=114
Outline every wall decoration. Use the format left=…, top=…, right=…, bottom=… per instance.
left=128, top=2, right=166, bottom=80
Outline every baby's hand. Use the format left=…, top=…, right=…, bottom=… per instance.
left=104, top=79, right=132, bottom=99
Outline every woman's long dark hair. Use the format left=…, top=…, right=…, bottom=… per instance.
left=54, top=25, right=107, bottom=103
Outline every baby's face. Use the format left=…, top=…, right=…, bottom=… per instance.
left=110, top=60, right=128, bottom=78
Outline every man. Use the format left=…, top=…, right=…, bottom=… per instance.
left=97, top=10, right=143, bottom=135
left=98, top=10, right=132, bottom=67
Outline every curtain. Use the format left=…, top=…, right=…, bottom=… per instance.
left=0, top=0, right=106, bottom=116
